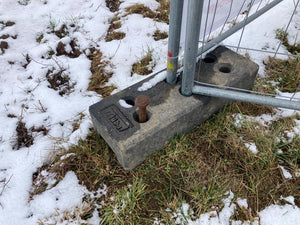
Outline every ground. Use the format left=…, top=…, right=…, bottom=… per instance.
left=0, top=0, right=299, bottom=224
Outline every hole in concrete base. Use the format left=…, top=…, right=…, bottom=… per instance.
left=133, top=111, right=150, bottom=123
left=202, top=54, right=217, bottom=63
left=119, top=97, right=135, bottom=108
left=218, top=63, right=232, bottom=73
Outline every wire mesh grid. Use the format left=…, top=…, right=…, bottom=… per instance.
left=193, top=0, right=300, bottom=105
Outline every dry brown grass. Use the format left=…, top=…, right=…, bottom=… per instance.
left=126, top=4, right=156, bottom=19
left=155, top=0, right=170, bottom=23
left=131, top=51, right=155, bottom=76
left=231, top=101, right=275, bottom=116
left=38, top=201, right=95, bottom=225
left=125, top=0, right=170, bottom=23
left=87, top=50, right=116, bottom=98
left=105, top=15, right=126, bottom=42
left=105, top=31, right=125, bottom=42
left=153, top=30, right=168, bottom=41
left=265, top=57, right=300, bottom=93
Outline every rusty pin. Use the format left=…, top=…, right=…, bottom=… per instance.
left=135, top=95, right=150, bottom=123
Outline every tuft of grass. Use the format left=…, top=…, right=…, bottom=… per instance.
left=153, top=30, right=168, bottom=41
left=131, top=50, right=155, bottom=76
left=100, top=178, right=148, bottom=224
left=87, top=50, right=116, bottom=97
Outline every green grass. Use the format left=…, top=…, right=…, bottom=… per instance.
left=31, top=100, right=300, bottom=223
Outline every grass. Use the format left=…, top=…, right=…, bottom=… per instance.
left=105, top=15, right=126, bottom=42
left=87, top=50, right=117, bottom=97
left=31, top=43, right=300, bottom=222
left=125, top=0, right=170, bottom=23
left=31, top=100, right=300, bottom=223
left=38, top=201, right=95, bottom=225
left=30, top=16, right=300, bottom=225
left=131, top=49, right=155, bottom=76
left=100, top=178, right=148, bottom=224
left=265, top=57, right=300, bottom=93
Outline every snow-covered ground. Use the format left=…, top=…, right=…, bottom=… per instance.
left=0, top=0, right=299, bottom=224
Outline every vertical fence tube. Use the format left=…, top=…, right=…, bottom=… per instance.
left=166, top=0, right=184, bottom=84
left=181, top=0, right=204, bottom=96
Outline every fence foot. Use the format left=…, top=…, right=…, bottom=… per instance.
left=89, top=46, right=258, bottom=170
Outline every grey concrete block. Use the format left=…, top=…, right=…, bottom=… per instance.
left=89, top=46, right=258, bottom=170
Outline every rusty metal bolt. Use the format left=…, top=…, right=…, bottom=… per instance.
left=135, top=95, right=150, bottom=123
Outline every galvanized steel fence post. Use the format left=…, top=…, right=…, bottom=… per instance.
left=181, top=0, right=204, bottom=96
left=166, top=0, right=184, bottom=84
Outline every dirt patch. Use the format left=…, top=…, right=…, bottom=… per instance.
left=56, top=39, right=81, bottom=58
left=88, top=50, right=116, bottom=97
left=16, top=121, right=34, bottom=149
left=54, top=24, right=69, bottom=39
left=105, top=0, right=120, bottom=12
left=0, top=34, right=9, bottom=39
left=31, top=125, right=49, bottom=136
left=46, top=69, right=75, bottom=96
left=0, top=21, right=15, bottom=27
left=153, top=30, right=168, bottom=41
left=0, top=41, right=8, bottom=50
left=47, top=23, right=69, bottom=39
left=22, top=54, right=31, bottom=69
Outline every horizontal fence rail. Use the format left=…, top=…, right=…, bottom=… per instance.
left=193, top=85, right=300, bottom=111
